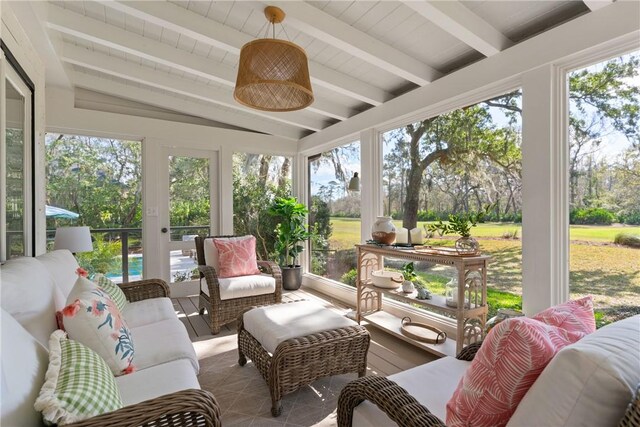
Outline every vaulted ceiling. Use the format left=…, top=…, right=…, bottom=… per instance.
left=25, top=1, right=599, bottom=140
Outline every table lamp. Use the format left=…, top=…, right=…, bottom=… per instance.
left=54, top=226, right=93, bottom=254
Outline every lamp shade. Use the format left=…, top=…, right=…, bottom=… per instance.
left=54, top=226, right=93, bottom=253
left=348, top=172, right=360, bottom=191
left=234, top=38, right=314, bottom=112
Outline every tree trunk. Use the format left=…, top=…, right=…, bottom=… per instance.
left=278, top=157, right=290, bottom=191
left=258, top=155, right=271, bottom=188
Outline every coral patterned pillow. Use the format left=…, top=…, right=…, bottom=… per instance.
left=62, top=276, right=135, bottom=376
left=213, top=236, right=260, bottom=278
left=533, top=295, right=596, bottom=335
left=446, top=317, right=586, bottom=427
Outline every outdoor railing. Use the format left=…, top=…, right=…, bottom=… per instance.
left=46, top=225, right=209, bottom=282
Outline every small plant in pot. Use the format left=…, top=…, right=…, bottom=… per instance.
left=427, top=204, right=493, bottom=255
left=269, top=197, right=313, bottom=290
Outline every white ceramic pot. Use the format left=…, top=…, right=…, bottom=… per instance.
left=371, top=270, right=404, bottom=289
left=402, top=280, right=415, bottom=293
left=371, top=216, right=396, bottom=245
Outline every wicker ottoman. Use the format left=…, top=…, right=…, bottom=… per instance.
left=237, top=300, right=370, bottom=416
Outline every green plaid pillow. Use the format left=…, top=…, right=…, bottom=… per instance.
left=93, top=274, right=128, bottom=312
left=34, top=330, right=123, bottom=425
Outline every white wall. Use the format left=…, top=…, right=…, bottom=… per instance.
left=1, top=2, right=47, bottom=256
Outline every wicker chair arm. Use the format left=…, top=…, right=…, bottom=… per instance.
left=257, top=260, right=283, bottom=302
left=67, top=389, right=221, bottom=427
left=198, top=265, right=222, bottom=301
left=120, top=278, right=170, bottom=302
left=337, top=376, right=446, bottom=427
left=456, top=341, right=483, bottom=361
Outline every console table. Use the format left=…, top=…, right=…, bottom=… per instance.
left=355, top=244, right=490, bottom=356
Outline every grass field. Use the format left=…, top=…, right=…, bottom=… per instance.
left=328, top=218, right=640, bottom=248
left=325, top=218, right=640, bottom=324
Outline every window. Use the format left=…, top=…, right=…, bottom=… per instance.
left=2, top=43, right=34, bottom=260
left=46, top=134, right=142, bottom=282
left=382, top=90, right=523, bottom=318
left=233, top=152, right=292, bottom=259
left=308, top=141, right=361, bottom=286
left=567, top=51, right=640, bottom=326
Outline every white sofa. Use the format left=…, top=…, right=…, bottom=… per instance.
left=339, top=314, right=640, bottom=427
left=1, top=250, right=221, bottom=426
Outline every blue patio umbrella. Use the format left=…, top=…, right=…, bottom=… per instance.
left=45, top=205, right=79, bottom=219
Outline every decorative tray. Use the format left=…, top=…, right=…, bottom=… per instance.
left=413, top=245, right=479, bottom=257
left=400, top=317, right=447, bottom=344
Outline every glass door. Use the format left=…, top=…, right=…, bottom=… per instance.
left=159, top=148, right=218, bottom=285
left=1, top=61, right=33, bottom=260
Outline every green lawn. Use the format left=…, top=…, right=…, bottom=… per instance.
left=326, top=217, right=640, bottom=324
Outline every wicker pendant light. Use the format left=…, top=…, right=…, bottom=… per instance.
left=234, top=6, right=314, bottom=112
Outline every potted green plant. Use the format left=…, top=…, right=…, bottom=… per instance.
left=269, top=197, right=313, bottom=290
left=427, top=205, right=492, bottom=255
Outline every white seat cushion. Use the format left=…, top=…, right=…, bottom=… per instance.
left=201, top=274, right=276, bottom=301
left=130, top=319, right=199, bottom=374
left=507, top=314, right=640, bottom=427
left=36, top=250, right=80, bottom=301
left=116, top=359, right=200, bottom=406
left=353, top=357, right=470, bottom=426
left=121, top=298, right=177, bottom=328
left=243, top=301, right=357, bottom=354
left=1, top=308, right=49, bottom=427
left=0, top=257, right=62, bottom=347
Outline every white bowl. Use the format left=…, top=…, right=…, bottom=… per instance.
left=371, top=270, right=404, bottom=289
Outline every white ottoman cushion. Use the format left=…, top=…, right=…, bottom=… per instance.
left=243, top=301, right=356, bottom=354
left=131, top=319, right=199, bottom=374
left=507, top=314, right=640, bottom=427
left=353, top=357, right=470, bottom=427
left=201, top=274, right=276, bottom=300
left=36, top=250, right=80, bottom=301
left=0, top=257, right=62, bottom=347
left=116, top=359, right=200, bottom=406
left=121, top=298, right=176, bottom=328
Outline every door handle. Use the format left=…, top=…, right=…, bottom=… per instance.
left=161, top=227, right=168, bottom=233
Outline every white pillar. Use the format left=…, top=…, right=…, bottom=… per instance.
left=521, top=64, right=569, bottom=315
left=218, top=147, right=234, bottom=235
left=360, top=128, right=382, bottom=243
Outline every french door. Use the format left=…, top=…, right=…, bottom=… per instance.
left=158, top=148, right=218, bottom=286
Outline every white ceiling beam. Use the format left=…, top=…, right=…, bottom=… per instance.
left=60, top=44, right=326, bottom=132
left=71, top=70, right=304, bottom=140
left=583, top=0, right=614, bottom=12
left=98, top=0, right=393, bottom=106
left=46, top=5, right=350, bottom=121
left=403, top=0, right=513, bottom=57
left=267, top=1, right=441, bottom=86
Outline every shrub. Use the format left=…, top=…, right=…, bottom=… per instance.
left=570, top=207, right=616, bottom=225
left=619, top=211, right=640, bottom=225
left=340, top=269, right=357, bottom=287
left=614, top=233, right=640, bottom=248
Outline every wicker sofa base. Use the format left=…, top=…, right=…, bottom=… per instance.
left=237, top=312, right=371, bottom=417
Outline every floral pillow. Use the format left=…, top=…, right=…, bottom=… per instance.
left=62, top=275, right=135, bottom=376
left=213, top=236, right=261, bottom=278
left=93, top=273, right=128, bottom=312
